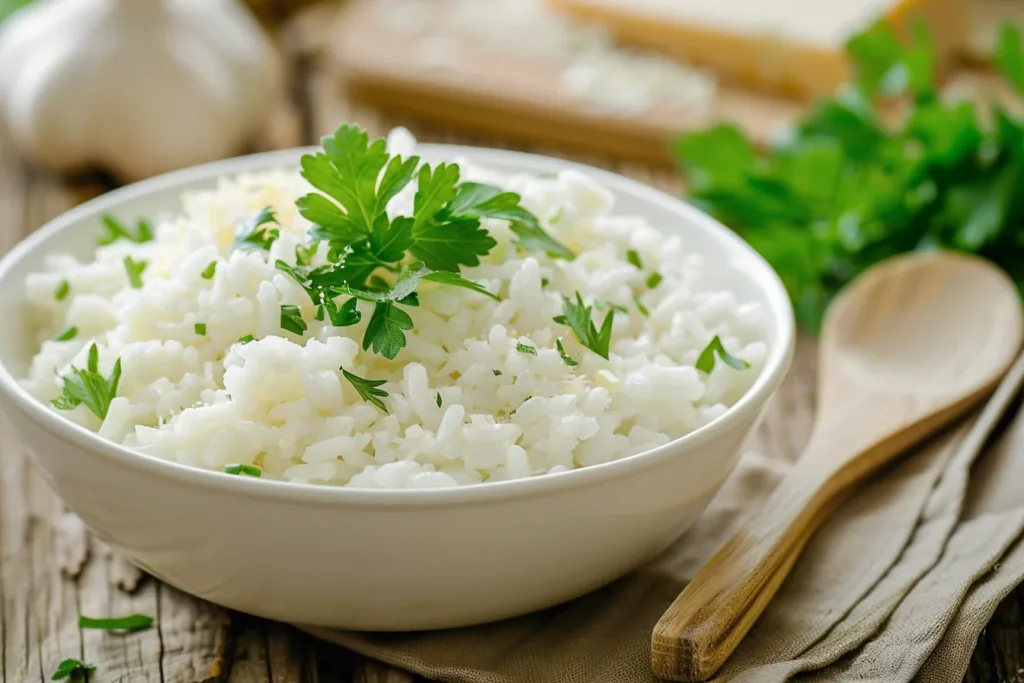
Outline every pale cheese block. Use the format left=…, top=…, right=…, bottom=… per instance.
left=547, top=0, right=971, bottom=98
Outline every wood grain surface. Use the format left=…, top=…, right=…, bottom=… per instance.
left=0, top=3, right=1022, bottom=681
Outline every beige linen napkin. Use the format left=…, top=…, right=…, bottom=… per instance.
left=303, top=354, right=1024, bottom=682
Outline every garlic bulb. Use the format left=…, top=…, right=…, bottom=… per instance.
left=0, top=0, right=282, bottom=181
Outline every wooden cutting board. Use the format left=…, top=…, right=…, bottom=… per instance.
left=331, top=0, right=804, bottom=165
left=330, top=0, right=1011, bottom=165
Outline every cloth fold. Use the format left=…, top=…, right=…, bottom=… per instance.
left=303, top=352, right=1024, bottom=682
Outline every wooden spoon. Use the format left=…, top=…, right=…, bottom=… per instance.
left=651, top=251, right=1024, bottom=682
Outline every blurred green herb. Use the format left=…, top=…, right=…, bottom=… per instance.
left=674, top=21, right=1024, bottom=332
left=696, top=336, right=750, bottom=374
left=123, top=256, right=147, bottom=289
left=99, top=215, right=153, bottom=246
left=224, top=464, right=261, bottom=477
left=79, top=614, right=152, bottom=633
left=54, top=279, right=70, bottom=301
left=51, top=658, right=95, bottom=683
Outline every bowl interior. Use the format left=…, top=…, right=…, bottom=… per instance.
left=0, top=143, right=794, bottom=501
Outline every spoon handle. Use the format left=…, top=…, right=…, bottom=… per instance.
left=651, top=350, right=1024, bottom=683
left=650, top=444, right=852, bottom=682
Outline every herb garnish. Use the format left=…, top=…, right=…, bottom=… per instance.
left=556, top=338, right=578, bottom=367
left=436, top=392, right=442, bottom=408
left=51, top=658, right=95, bottom=682
left=52, top=344, right=121, bottom=420
left=516, top=341, right=537, bottom=355
left=79, top=614, right=153, bottom=632
left=695, top=336, right=750, bottom=374
left=645, top=272, right=663, bottom=289
left=200, top=261, right=217, bottom=280
left=123, top=256, right=147, bottom=289
left=55, top=326, right=78, bottom=342
left=342, top=368, right=389, bottom=411
left=674, top=21, right=1024, bottom=331
left=55, top=279, right=70, bottom=301
left=554, top=293, right=614, bottom=360
left=237, top=334, right=255, bottom=344
left=280, top=305, right=307, bottom=335
left=194, top=323, right=206, bottom=336
left=626, top=249, right=643, bottom=269
left=98, top=215, right=153, bottom=246
left=235, top=207, right=280, bottom=252
left=224, top=464, right=261, bottom=477
left=633, top=294, right=650, bottom=318
left=283, top=124, right=565, bottom=360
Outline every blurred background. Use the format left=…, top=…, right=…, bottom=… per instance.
left=0, top=0, right=1022, bottom=329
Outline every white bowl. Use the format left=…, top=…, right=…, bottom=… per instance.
left=0, top=145, right=794, bottom=630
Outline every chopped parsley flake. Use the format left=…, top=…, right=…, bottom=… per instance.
left=79, top=614, right=153, bottom=632
left=200, top=261, right=217, bottom=280
left=224, top=464, right=261, bottom=477
left=516, top=341, right=537, bottom=355
left=123, top=256, right=147, bottom=289
left=55, top=326, right=78, bottom=342
left=194, top=323, right=206, bottom=336
left=695, top=336, right=750, bottom=374
left=54, top=279, right=70, bottom=301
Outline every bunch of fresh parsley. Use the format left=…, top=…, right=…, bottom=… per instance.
left=675, top=22, right=1024, bottom=332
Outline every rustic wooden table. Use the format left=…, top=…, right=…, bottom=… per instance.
left=1, top=4, right=1023, bottom=681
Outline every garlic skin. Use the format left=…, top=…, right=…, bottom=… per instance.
left=0, top=0, right=282, bottom=181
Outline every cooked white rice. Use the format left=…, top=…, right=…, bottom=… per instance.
left=21, top=129, right=767, bottom=488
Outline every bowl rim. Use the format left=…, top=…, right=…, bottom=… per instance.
left=0, top=143, right=795, bottom=508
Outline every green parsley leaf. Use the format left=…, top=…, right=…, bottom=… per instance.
left=224, top=464, right=261, bottom=477
left=194, top=323, right=206, bottom=336
left=79, top=614, right=153, bottom=632
left=55, top=326, right=78, bottom=341
left=280, top=305, right=307, bottom=335
left=201, top=261, right=217, bottom=280
left=541, top=278, right=550, bottom=287
left=300, top=124, right=419, bottom=242
left=633, top=294, right=650, bottom=317
left=493, top=369, right=503, bottom=376
left=554, top=293, right=614, bottom=360
left=626, top=249, right=643, bottom=269
left=237, top=335, right=255, bottom=344
left=556, top=338, right=578, bottom=367
left=51, top=344, right=121, bottom=420
left=442, top=181, right=564, bottom=263
left=98, top=215, right=154, bottom=246
left=235, top=207, right=280, bottom=252
left=645, top=272, right=663, bottom=289
left=323, top=297, right=361, bottom=327
left=51, top=658, right=95, bottom=682
left=362, top=301, right=413, bottom=360
left=516, top=341, right=537, bottom=355
left=342, top=368, right=389, bottom=412
left=595, top=300, right=628, bottom=314
left=695, top=336, right=750, bottom=374
left=436, top=392, right=442, bottom=408
left=123, top=256, right=147, bottom=289
left=54, top=279, right=70, bottom=301
left=408, top=165, right=497, bottom=271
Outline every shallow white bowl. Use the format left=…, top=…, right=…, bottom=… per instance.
left=0, top=145, right=794, bottom=630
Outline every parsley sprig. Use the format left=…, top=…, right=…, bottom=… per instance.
left=554, top=293, right=614, bottom=360
left=52, top=344, right=122, bottom=420
left=675, top=21, right=1024, bottom=332
left=283, top=123, right=565, bottom=360
left=79, top=614, right=153, bottom=632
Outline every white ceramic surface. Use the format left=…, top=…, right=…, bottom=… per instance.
left=0, top=145, right=795, bottom=630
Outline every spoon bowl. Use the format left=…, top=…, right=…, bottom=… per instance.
left=652, top=251, right=1024, bottom=682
